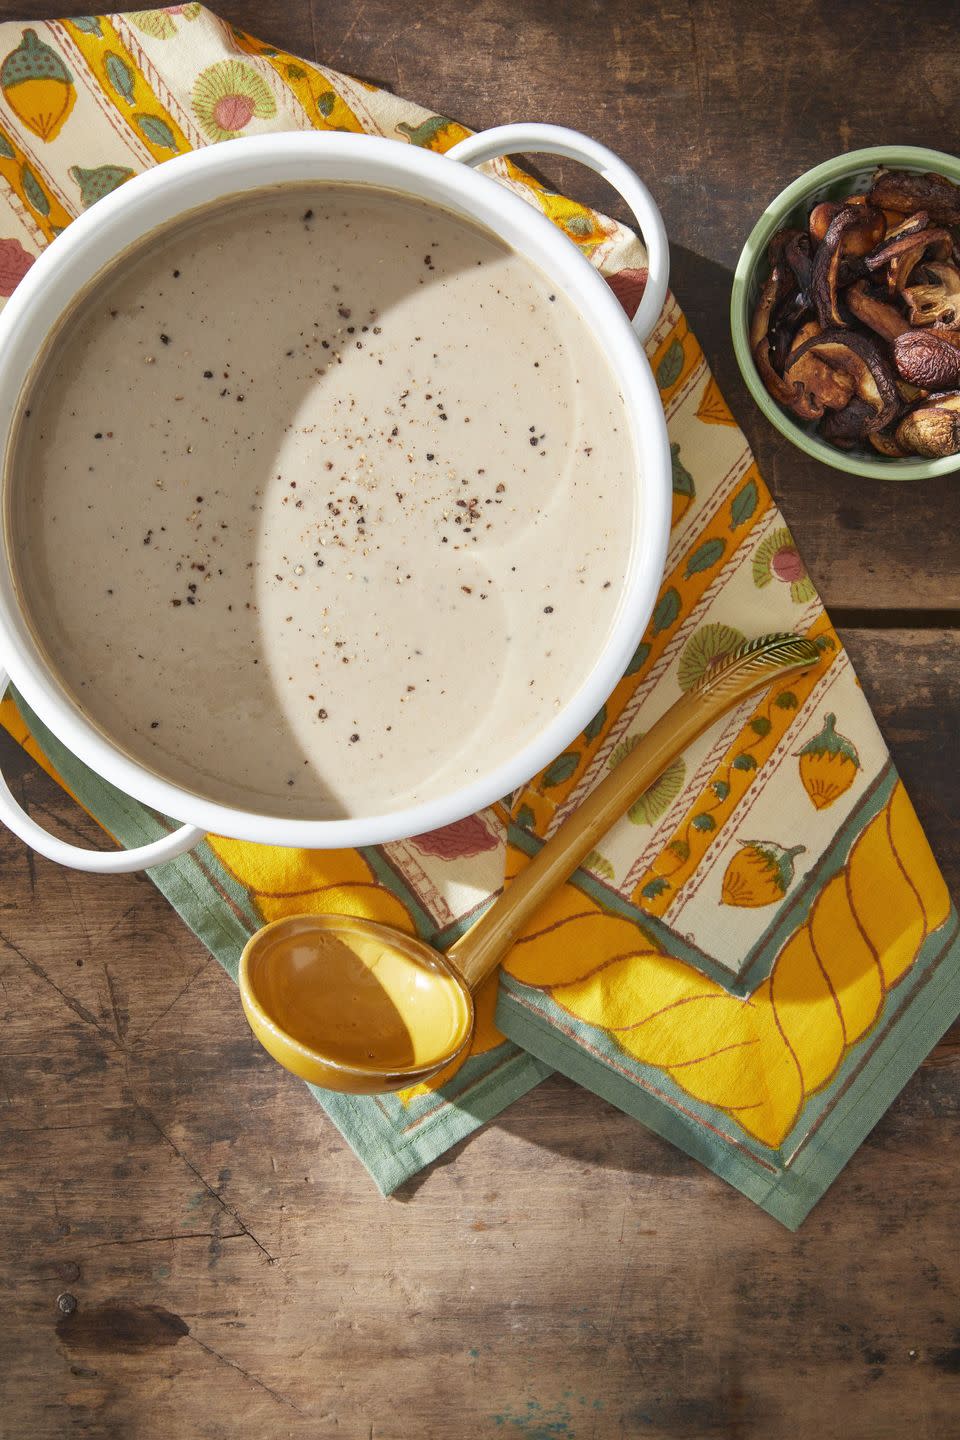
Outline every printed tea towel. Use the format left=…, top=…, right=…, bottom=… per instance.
left=0, top=6, right=956, bottom=1229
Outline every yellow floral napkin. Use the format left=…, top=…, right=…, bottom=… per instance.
left=0, top=6, right=956, bottom=1226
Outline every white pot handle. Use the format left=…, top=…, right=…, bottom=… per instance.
left=0, top=668, right=204, bottom=873
left=446, top=123, right=669, bottom=345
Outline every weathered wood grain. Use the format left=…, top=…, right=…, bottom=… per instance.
left=0, top=630, right=958, bottom=1439
left=838, top=629, right=960, bottom=889
left=0, top=0, right=957, bottom=1436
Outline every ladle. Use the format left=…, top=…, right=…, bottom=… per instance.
left=239, top=633, right=819, bottom=1093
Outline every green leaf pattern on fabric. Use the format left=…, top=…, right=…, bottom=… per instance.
left=20, top=161, right=48, bottom=214
left=541, top=751, right=579, bottom=788
left=641, top=877, right=670, bottom=900
left=671, top=441, right=694, bottom=498
left=104, top=51, right=135, bottom=104
left=685, top=536, right=726, bottom=577
left=135, top=113, right=177, bottom=150
left=624, top=640, right=651, bottom=676
left=652, top=587, right=681, bottom=635
left=730, top=478, right=758, bottom=529
left=656, top=338, right=683, bottom=389
left=514, top=804, right=535, bottom=831
left=583, top=703, right=607, bottom=742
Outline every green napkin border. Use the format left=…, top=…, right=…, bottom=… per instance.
left=496, top=894, right=960, bottom=1228
left=8, top=687, right=550, bottom=1195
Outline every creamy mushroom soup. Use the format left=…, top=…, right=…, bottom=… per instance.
left=6, top=184, right=636, bottom=819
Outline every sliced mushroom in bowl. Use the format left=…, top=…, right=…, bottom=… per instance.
left=896, top=391, right=960, bottom=458
left=731, top=145, right=960, bottom=478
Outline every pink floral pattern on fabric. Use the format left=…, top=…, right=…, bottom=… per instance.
left=0, top=236, right=33, bottom=294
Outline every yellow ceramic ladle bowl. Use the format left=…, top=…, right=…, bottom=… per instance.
left=239, top=634, right=819, bottom=1094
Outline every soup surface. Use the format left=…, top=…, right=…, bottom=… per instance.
left=8, top=183, right=636, bottom=819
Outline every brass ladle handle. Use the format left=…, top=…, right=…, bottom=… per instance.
left=447, top=633, right=819, bottom=991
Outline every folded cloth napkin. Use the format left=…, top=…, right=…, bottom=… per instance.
left=0, top=6, right=956, bottom=1228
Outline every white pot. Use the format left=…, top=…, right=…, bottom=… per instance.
left=0, top=124, right=670, bottom=873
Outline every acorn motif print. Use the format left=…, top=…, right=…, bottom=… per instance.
left=721, top=839, right=806, bottom=908
left=191, top=61, right=277, bottom=142
left=798, top=712, right=860, bottom=810
left=0, top=29, right=75, bottom=143
left=68, top=163, right=134, bottom=209
left=396, top=115, right=465, bottom=150
left=752, top=526, right=815, bottom=604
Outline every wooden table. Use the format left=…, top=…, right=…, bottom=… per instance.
left=1, top=3, right=957, bottom=1436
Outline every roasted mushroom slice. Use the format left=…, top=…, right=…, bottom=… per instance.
left=810, top=208, right=853, bottom=326
left=895, top=391, right=960, bottom=458
left=839, top=206, right=884, bottom=257
left=878, top=210, right=932, bottom=242
left=896, top=379, right=925, bottom=406
left=810, top=205, right=885, bottom=326
left=846, top=281, right=910, bottom=342
left=785, top=327, right=900, bottom=432
left=903, top=262, right=960, bottom=328
left=808, top=201, right=838, bottom=244
left=782, top=321, right=855, bottom=417
left=750, top=264, right=804, bottom=410
left=769, top=289, right=813, bottom=373
left=756, top=231, right=799, bottom=312
left=868, top=169, right=960, bottom=227
left=892, top=329, right=960, bottom=390
left=868, top=426, right=911, bottom=458
left=808, top=196, right=876, bottom=247
left=750, top=267, right=783, bottom=346
left=864, top=222, right=952, bottom=296
left=767, top=226, right=803, bottom=263
left=836, top=255, right=869, bottom=288
left=784, top=230, right=814, bottom=291
left=819, top=397, right=876, bottom=448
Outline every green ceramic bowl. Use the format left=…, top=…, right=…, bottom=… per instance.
left=731, top=145, right=960, bottom=480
